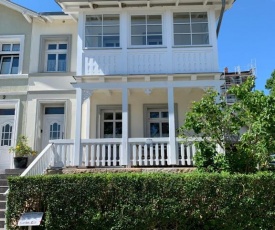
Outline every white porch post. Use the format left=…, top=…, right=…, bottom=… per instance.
left=168, top=86, right=177, bottom=165
left=74, top=88, right=83, bottom=166
left=121, top=87, right=129, bottom=166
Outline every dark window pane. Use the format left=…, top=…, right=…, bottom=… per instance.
left=131, top=15, right=146, bottom=25
left=104, top=122, right=113, bottom=136
left=162, top=123, right=169, bottom=137
left=115, top=122, right=122, bottom=136
left=11, top=57, right=19, bottom=74
left=2, top=44, right=11, bottom=51
left=47, top=54, right=56, bottom=71
left=45, top=107, right=64, bottom=114
left=174, top=34, right=191, bottom=45
left=115, top=112, right=122, bottom=120
left=86, top=15, right=102, bottom=25
left=85, top=36, right=102, bottom=47
left=104, top=113, right=113, bottom=120
left=0, top=109, right=15, bottom=115
left=131, top=36, right=146, bottom=45
left=103, top=15, right=119, bottom=25
left=48, top=44, right=57, bottom=50
left=150, top=112, right=159, bottom=118
left=191, top=12, right=208, bottom=23
left=174, top=13, right=190, bottom=23
left=103, top=36, right=120, bottom=47
left=147, top=35, right=162, bottom=45
left=147, top=15, right=161, bottom=24
left=192, top=34, right=209, bottom=45
left=59, top=44, right=67, bottom=50
left=0, top=57, right=11, bottom=74
left=174, top=24, right=190, bottom=33
left=161, top=112, right=168, bottom=118
left=192, top=23, right=208, bottom=33
left=12, top=44, right=20, bottom=51
left=150, top=123, right=160, bottom=137
left=58, top=54, right=67, bottom=71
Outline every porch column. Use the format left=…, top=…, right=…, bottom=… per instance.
left=168, top=86, right=177, bottom=165
left=121, top=88, right=129, bottom=166
left=74, top=88, right=83, bottom=166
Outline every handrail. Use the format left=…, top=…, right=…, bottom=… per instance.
left=20, top=143, right=53, bottom=177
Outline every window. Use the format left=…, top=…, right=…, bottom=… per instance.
left=39, top=35, right=72, bottom=73
left=45, top=42, right=67, bottom=72
left=147, top=108, right=169, bottom=137
left=173, top=12, right=209, bottom=46
left=85, top=15, right=120, bottom=48
left=0, top=43, right=20, bottom=74
left=101, top=110, right=122, bottom=138
left=131, top=15, right=162, bottom=46
left=1, top=123, right=13, bottom=146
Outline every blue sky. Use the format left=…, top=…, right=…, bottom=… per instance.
left=12, top=0, right=275, bottom=93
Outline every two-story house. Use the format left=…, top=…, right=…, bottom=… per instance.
left=0, top=0, right=236, bottom=172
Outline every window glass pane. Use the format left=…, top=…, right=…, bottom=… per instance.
left=147, top=15, right=161, bottom=24
left=2, top=44, right=11, bottom=51
left=50, top=122, right=61, bottom=140
left=103, top=37, right=120, bottom=47
left=104, top=113, right=113, bottom=120
left=192, top=34, right=209, bottom=45
left=192, top=23, right=208, bottom=33
left=12, top=44, right=20, bottom=51
left=45, top=107, right=64, bottom=114
left=47, top=54, right=56, bottom=71
left=174, top=34, right=191, bottom=45
left=85, top=36, right=102, bottom=47
left=174, top=13, right=190, bottom=23
left=131, top=25, right=146, bottom=35
left=150, top=112, right=159, bottom=118
left=59, top=44, right=67, bottom=50
left=103, top=26, right=119, bottom=35
left=131, top=15, right=146, bottom=24
left=174, top=24, right=190, bottom=33
left=48, top=44, right=57, bottom=50
left=103, top=15, right=119, bottom=25
left=161, top=112, right=168, bottom=118
left=191, top=12, right=208, bottom=23
left=147, top=25, right=162, bottom=34
left=131, top=36, right=146, bottom=45
left=0, top=57, right=11, bottom=74
left=115, top=112, right=122, bottom=120
left=115, top=122, right=122, bottom=137
left=58, top=54, right=67, bottom=71
left=150, top=123, right=160, bottom=137
left=11, top=57, right=19, bottom=74
left=104, top=122, right=113, bottom=137
left=86, top=26, right=102, bottom=36
left=86, top=15, right=102, bottom=25
left=147, top=35, right=162, bottom=45
left=0, top=109, right=15, bottom=115
left=162, top=123, right=169, bottom=137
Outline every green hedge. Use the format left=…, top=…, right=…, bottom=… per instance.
left=7, top=172, right=275, bottom=230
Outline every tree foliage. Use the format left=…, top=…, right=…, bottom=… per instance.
left=179, top=77, right=275, bottom=173
left=265, top=69, right=275, bottom=96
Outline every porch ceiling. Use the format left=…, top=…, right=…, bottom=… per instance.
left=55, top=0, right=235, bottom=12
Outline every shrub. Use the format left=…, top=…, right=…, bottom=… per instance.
left=6, top=172, right=275, bottom=230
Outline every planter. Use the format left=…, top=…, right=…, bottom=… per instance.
left=14, top=157, right=28, bottom=169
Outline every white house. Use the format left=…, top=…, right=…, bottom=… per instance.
left=0, top=0, right=236, bottom=172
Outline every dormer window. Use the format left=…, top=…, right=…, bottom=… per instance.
left=173, top=12, right=209, bottom=46
left=131, top=15, right=162, bottom=46
left=85, top=15, right=120, bottom=48
left=0, top=43, right=20, bottom=74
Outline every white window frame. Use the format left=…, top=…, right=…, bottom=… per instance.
left=44, top=41, right=68, bottom=72
left=143, top=104, right=178, bottom=137
left=85, top=14, right=120, bottom=49
left=39, top=35, right=72, bottom=73
left=0, top=35, right=24, bottom=75
left=173, top=12, right=209, bottom=46
left=130, top=14, right=163, bottom=47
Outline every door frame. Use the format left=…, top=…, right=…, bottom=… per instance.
left=0, top=99, right=20, bottom=168
left=36, top=99, right=68, bottom=152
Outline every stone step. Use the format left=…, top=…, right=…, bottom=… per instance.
left=5, top=169, right=24, bottom=175
left=0, top=203, right=5, bottom=210
left=0, top=180, right=7, bottom=187
left=0, top=195, right=5, bottom=202
left=0, top=211, right=5, bottom=219
left=0, top=218, right=4, bottom=228
left=0, top=188, right=8, bottom=194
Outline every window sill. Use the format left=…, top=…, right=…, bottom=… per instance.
left=172, top=45, right=212, bottom=48
left=29, top=72, right=76, bottom=77
left=0, top=74, right=28, bottom=79
left=84, top=47, right=122, bottom=50
left=128, top=46, right=167, bottom=49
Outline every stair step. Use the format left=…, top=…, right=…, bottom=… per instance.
left=5, top=169, right=24, bottom=175
left=0, top=203, right=5, bottom=210
left=0, top=195, right=6, bottom=202
left=0, top=211, right=5, bottom=219
left=0, top=219, right=4, bottom=228
left=0, top=180, right=7, bottom=187
left=0, top=188, right=8, bottom=194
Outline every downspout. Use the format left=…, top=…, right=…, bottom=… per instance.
left=216, top=0, right=226, bottom=38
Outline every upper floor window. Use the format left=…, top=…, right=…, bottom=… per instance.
left=131, top=15, right=162, bottom=46
left=39, top=35, right=72, bottom=73
left=45, top=42, right=67, bottom=72
left=0, top=43, right=20, bottom=74
left=85, top=15, right=120, bottom=48
left=173, top=12, right=209, bottom=46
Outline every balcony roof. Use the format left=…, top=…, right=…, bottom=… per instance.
left=55, top=0, right=236, bottom=12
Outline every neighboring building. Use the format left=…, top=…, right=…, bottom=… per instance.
left=220, top=67, right=255, bottom=104
left=0, top=0, right=237, bottom=171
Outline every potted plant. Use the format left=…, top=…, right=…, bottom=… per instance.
left=9, top=135, right=37, bottom=169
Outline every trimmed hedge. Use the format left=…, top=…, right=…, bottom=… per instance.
left=7, top=172, right=275, bottom=230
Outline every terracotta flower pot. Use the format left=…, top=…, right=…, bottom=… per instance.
left=13, top=157, right=28, bottom=169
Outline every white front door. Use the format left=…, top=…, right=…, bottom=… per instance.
left=0, top=109, right=15, bottom=169
left=42, top=107, right=64, bottom=149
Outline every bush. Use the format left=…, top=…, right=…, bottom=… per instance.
left=7, top=172, right=275, bottom=229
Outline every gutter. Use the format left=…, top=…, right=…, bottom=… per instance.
left=216, top=0, right=226, bottom=38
